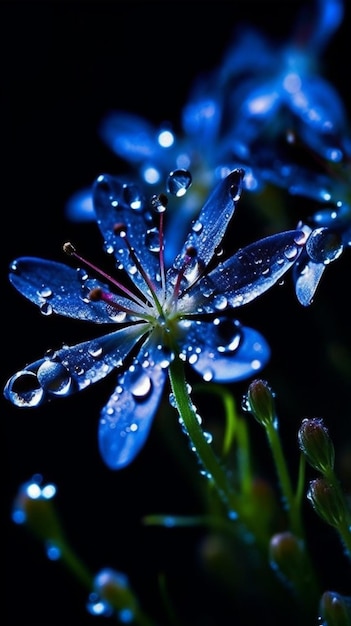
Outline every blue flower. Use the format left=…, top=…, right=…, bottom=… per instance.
left=66, top=0, right=345, bottom=266
left=4, top=170, right=306, bottom=469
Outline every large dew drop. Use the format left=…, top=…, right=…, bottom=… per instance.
left=167, top=169, right=192, bottom=197
left=4, top=370, right=44, bottom=407
left=306, top=227, right=343, bottom=264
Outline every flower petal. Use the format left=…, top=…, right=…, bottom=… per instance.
left=294, top=255, right=326, bottom=306
left=168, top=169, right=244, bottom=283
left=4, top=324, right=149, bottom=408
left=99, top=112, right=158, bottom=162
left=99, top=360, right=167, bottom=469
left=9, top=257, right=140, bottom=323
left=92, top=174, right=163, bottom=297
left=192, top=229, right=306, bottom=310
left=180, top=318, right=270, bottom=382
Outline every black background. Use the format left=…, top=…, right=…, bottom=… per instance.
left=3, top=1, right=351, bottom=625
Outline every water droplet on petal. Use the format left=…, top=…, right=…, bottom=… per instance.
left=283, top=244, right=299, bottom=260
left=36, top=360, right=73, bottom=395
left=40, top=301, right=53, bottom=316
left=122, top=183, right=143, bottom=210
left=129, top=366, right=152, bottom=400
left=145, top=227, right=160, bottom=252
left=37, top=286, right=53, bottom=298
left=202, top=369, right=214, bottom=382
left=4, top=370, right=43, bottom=407
left=213, top=294, right=228, bottom=311
left=192, top=220, right=203, bottom=233
left=306, top=227, right=343, bottom=264
left=167, top=169, right=192, bottom=197
left=214, top=318, right=242, bottom=353
left=88, top=342, right=103, bottom=358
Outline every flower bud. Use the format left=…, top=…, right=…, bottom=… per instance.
left=88, top=568, right=138, bottom=621
left=307, top=477, right=347, bottom=528
left=12, top=474, right=63, bottom=544
left=319, top=590, right=351, bottom=626
left=269, top=531, right=305, bottom=586
left=298, top=418, right=335, bottom=474
left=244, top=379, right=276, bottom=428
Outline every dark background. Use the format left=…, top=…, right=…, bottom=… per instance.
left=3, top=1, right=351, bottom=625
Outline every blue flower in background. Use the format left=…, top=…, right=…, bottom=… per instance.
left=4, top=170, right=306, bottom=469
left=66, top=0, right=345, bottom=266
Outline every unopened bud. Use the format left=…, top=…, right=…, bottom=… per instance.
left=244, top=379, right=276, bottom=428
left=269, top=532, right=305, bottom=585
left=298, top=418, right=335, bottom=474
left=319, top=590, right=351, bottom=626
left=307, top=477, right=347, bottom=528
left=88, top=568, right=138, bottom=621
left=12, top=475, right=62, bottom=541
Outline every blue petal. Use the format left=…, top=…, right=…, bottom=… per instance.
left=99, top=359, right=167, bottom=469
left=291, top=77, right=346, bottom=135
left=99, top=112, right=158, bottom=162
left=8, top=257, right=139, bottom=323
left=65, top=187, right=96, bottom=222
left=180, top=318, right=270, bottom=382
left=92, top=174, right=163, bottom=298
left=169, top=169, right=244, bottom=283
left=4, top=324, right=150, bottom=407
left=197, top=229, right=306, bottom=309
left=294, top=255, right=326, bottom=306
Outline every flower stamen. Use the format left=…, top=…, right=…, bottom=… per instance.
left=63, top=241, right=148, bottom=310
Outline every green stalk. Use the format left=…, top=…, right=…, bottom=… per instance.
left=168, top=356, right=269, bottom=550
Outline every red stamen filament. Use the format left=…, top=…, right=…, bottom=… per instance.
left=88, top=287, right=154, bottom=321
left=63, top=242, right=150, bottom=310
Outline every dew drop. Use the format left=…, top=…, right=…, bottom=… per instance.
left=192, top=220, right=203, bottom=233
left=203, top=431, right=213, bottom=444
left=88, top=342, right=103, bottom=358
left=40, top=301, right=53, bottom=316
left=37, top=286, right=53, bottom=298
left=230, top=169, right=244, bottom=202
left=214, top=317, right=242, bottom=353
left=283, top=244, right=299, bottom=260
left=213, top=294, right=228, bottom=310
left=306, top=227, right=343, bottom=264
left=122, top=183, right=143, bottom=211
left=4, top=370, right=43, bottom=407
left=167, top=169, right=192, bottom=197
left=104, top=243, right=115, bottom=255
left=36, top=360, right=72, bottom=395
left=202, top=369, right=214, bottom=382
left=77, top=267, right=89, bottom=281
left=145, top=227, right=160, bottom=252
left=129, top=367, right=153, bottom=399
left=150, top=193, right=168, bottom=213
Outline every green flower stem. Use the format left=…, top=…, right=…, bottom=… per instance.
left=55, top=540, right=93, bottom=590
left=168, top=356, right=269, bottom=550
left=324, top=469, right=351, bottom=558
left=264, top=421, right=303, bottom=538
left=265, top=422, right=322, bottom=608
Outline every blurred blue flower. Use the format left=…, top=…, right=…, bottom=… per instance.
left=4, top=170, right=306, bottom=469
left=66, top=0, right=345, bottom=266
